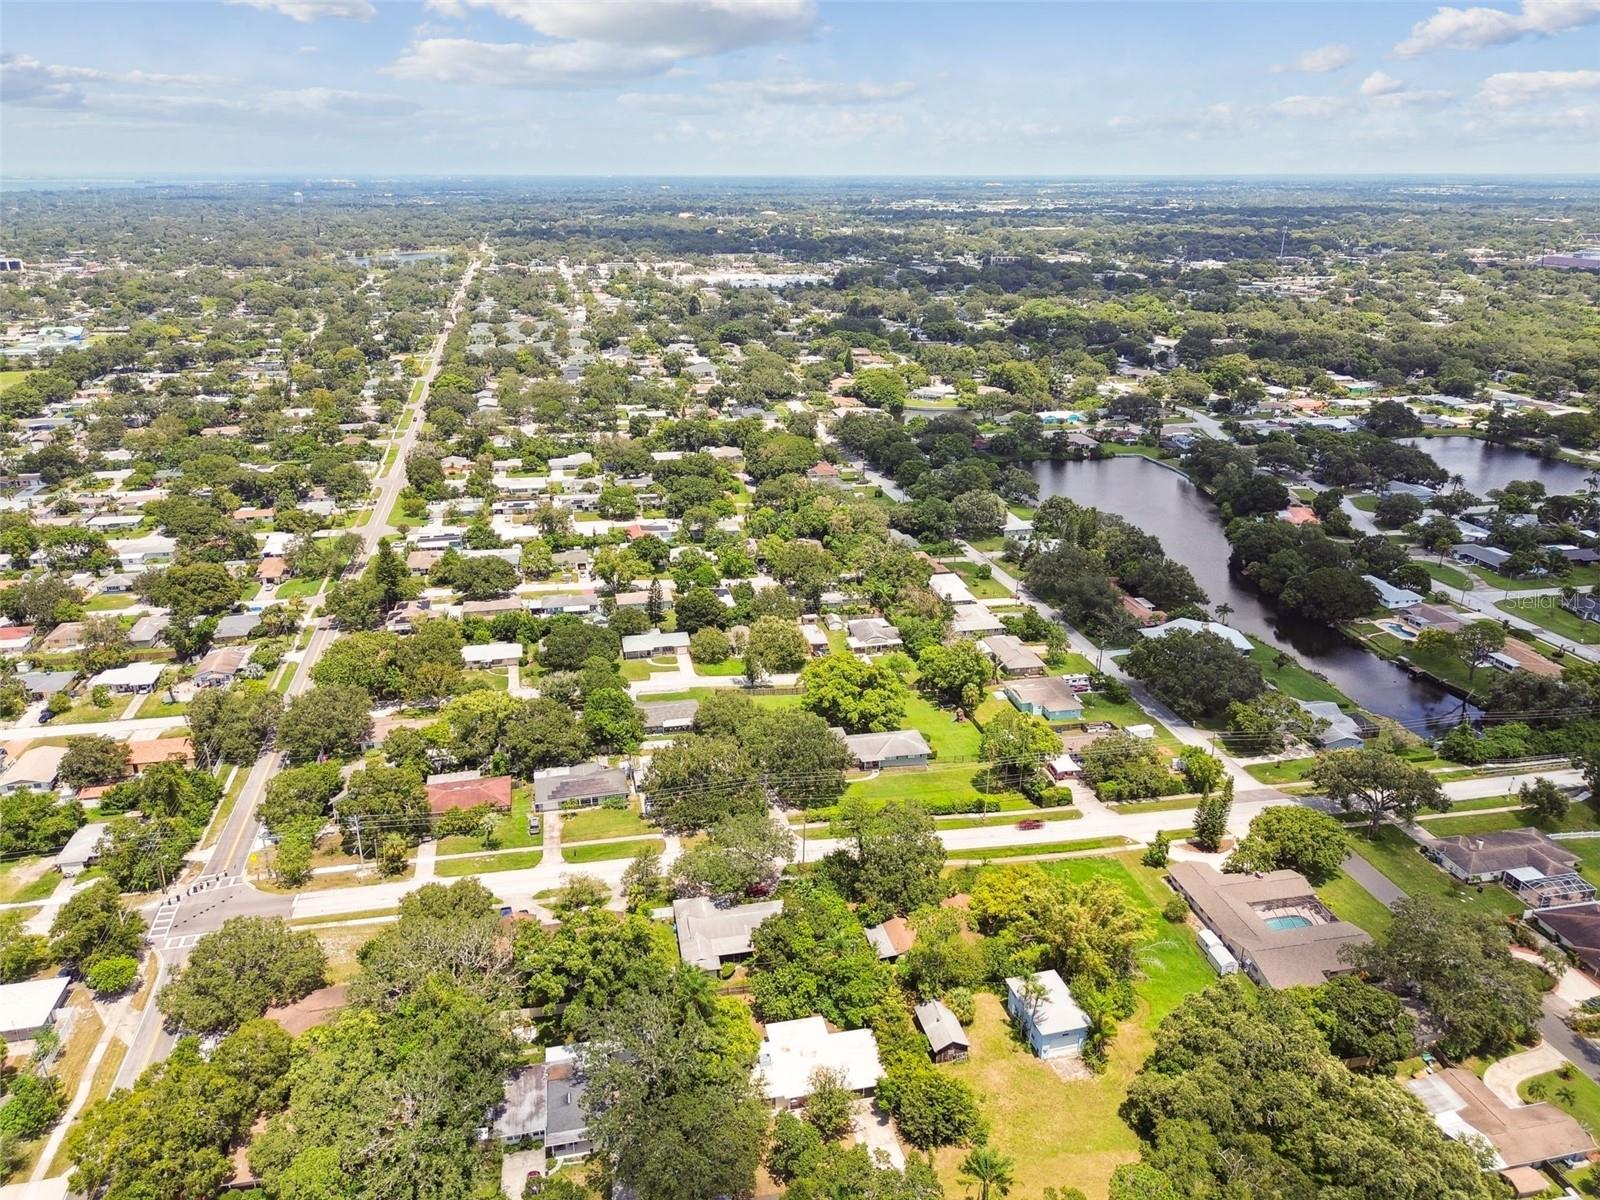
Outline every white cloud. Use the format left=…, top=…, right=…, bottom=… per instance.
left=390, top=38, right=680, bottom=87
left=396, top=0, right=816, bottom=88
left=265, top=87, right=421, bottom=116
left=1268, top=94, right=1350, bottom=119
left=424, top=0, right=815, bottom=56
left=1360, top=70, right=1406, bottom=96
left=1396, top=0, right=1600, bottom=56
left=1270, top=43, right=1353, bottom=74
left=226, top=0, right=376, bottom=21
left=710, top=78, right=915, bottom=105
left=0, top=53, right=220, bottom=109
left=1467, top=103, right=1600, bottom=134
left=1476, top=68, right=1600, bottom=106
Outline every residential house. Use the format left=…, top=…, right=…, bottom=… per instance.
left=840, top=729, right=932, bottom=770
left=1002, top=676, right=1083, bottom=722
left=1362, top=575, right=1424, bottom=610
left=928, top=573, right=977, bottom=607
left=805, top=461, right=845, bottom=487
left=0, top=626, right=34, bottom=656
left=54, top=821, right=108, bottom=878
left=1563, top=592, right=1600, bottom=625
left=1408, top=1067, right=1594, bottom=1174
left=1531, top=903, right=1600, bottom=976
left=533, top=762, right=629, bottom=812
left=0, top=977, right=72, bottom=1040
left=846, top=618, right=902, bottom=654
left=1166, top=862, right=1371, bottom=989
left=1427, top=828, right=1594, bottom=908
left=640, top=699, right=698, bottom=734
left=865, top=917, right=915, bottom=961
left=127, top=613, right=170, bottom=648
left=914, top=1000, right=969, bottom=1063
left=1005, top=970, right=1091, bottom=1059
left=1296, top=700, right=1364, bottom=751
left=212, top=612, right=261, bottom=643
left=461, top=642, right=522, bottom=667
left=544, top=1045, right=593, bottom=1160
left=193, top=645, right=249, bottom=687
left=621, top=631, right=690, bottom=659
left=672, top=896, right=783, bottom=971
left=979, top=634, right=1045, bottom=678
left=37, top=622, right=87, bottom=655
left=18, top=670, right=74, bottom=701
left=0, top=745, right=67, bottom=795
left=1455, top=544, right=1512, bottom=571
left=424, top=771, right=514, bottom=814
left=127, top=737, right=195, bottom=774
left=89, top=661, right=165, bottom=694
left=755, top=1017, right=885, bottom=1108
left=1138, top=618, right=1252, bottom=654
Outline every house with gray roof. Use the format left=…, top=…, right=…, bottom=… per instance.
left=672, top=896, right=783, bottom=970
left=914, top=1000, right=969, bottom=1063
left=641, top=699, right=698, bottom=734
left=532, top=762, right=629, bottom=812
left=839, top=729, right=931, bottom=770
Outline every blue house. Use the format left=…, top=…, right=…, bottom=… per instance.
left=1005, top=970, right=1090, bottom=1059
left=1003, top=677, right=1083, bottom=722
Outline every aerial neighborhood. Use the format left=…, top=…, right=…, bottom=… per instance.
left=0, top=169, right=1597, bottom=1200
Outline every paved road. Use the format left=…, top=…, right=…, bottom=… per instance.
left=111, top=249, right=486, bottom=1092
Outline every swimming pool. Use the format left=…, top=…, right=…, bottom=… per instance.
left=1265, top=915, right=1312, bottom=931
left=1378, top=620, right=1417, bottom=641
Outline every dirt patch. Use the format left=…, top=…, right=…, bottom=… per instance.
left=1046, top=1055, right=1097, bottom=1082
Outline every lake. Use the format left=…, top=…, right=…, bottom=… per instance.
left=1031, top=456, right=1472, bottom=730
left=1399, top=436, right=1595, bottom=497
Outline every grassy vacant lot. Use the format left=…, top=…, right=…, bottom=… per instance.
left=1473, top=562, right=1600, bottom=593
left=561, top=803, right=649, bottom=843
left=561, top=837, right=665, bottom=864
left=1247, top=639, right=1350, bottom=706
left=932, top=855, right=1213, bottom=1199
left=437, top=787, right=541, bottom=855
left=136, top=692, right=187, bottom=718
left=946, top=560, right=1012, bottom=600
left=947, top=835, right=1132, bottom=862
left=1077, top=692, right=1180, bottom=750
left=57, top=697, right=122, bottom=724
left=1244, top=756, right=1319, bottom=785
left=1498, top=596, right=1600, bottom=644
left=85, top=594, right=135, bottom=613
left=1416, top=560, right=1474, bottom=592
left=436, top=849, right=543, bottom=877
left=0, top=369, right=34, bottom=393
left=838, top=763, right=1025, bottom=812
left=0, top=862, right=61, bottom=904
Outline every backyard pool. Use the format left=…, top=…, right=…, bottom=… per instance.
left=1378, top=620, right=1417, bottom=641
left=1265, top=914, right=1313, bottom=931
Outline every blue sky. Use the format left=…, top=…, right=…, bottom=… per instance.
left=2, top=0, right=1599, bottom=177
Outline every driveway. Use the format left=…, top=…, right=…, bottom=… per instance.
left=852, top=1099, right=905, bottom=1171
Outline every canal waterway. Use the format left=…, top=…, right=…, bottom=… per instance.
left=1398, top=436, right=1595, bottom=497
left=1032, top=456, right=1473, bottom=730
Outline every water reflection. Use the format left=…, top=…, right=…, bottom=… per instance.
left=1031, top=456, right=1473, bottom=729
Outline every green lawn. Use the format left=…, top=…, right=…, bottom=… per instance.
left=931, top=855, right=1213, bottom=1198
left=691, top=659, right=748, bottom=678
left=561, top=804, right=649, bottom=843
left=1366, top=629, right=1488, bottom=699
left=274, top=577, right=326, bottom=600
left=839, top=764, right=1017, bottom=811
left=1417, top=560, right=1474, bottom=592
left=902, top=693, right=985, bottom=759
left=1519, top=1068, right=1600, bottom=1132
left=56, top=698, right=121, bottom=724
left=562, top=837, right=665, bottom=864
left=1077, top=692, right=1180, bottom=749
left=1106, top=796, right=1201, bottom=815
left=436, top=787, right=541, bottom=854
left=1317, top=871, right=1394, bottom=935
left=435, top=849, right=543, bottom=877
left=1349, top=494, right=1379, bottom=512
left=1347, top=825, right=1523, bottom=917
left=936, top=808, right=1082, bottom=831
left=0, top=369, right=35, bottom=393
left=1248, top=639, right=1351, bottom=706
left=135, top=692, right=187, bottom=719
left=1244, top=756, right=1320, bottom=785
left=946, top=835, right=1133, bottom=862
left=1475, top=562, right=1600, bottom=593
left=85, top=595, right=135, bottom=613
left=1498, top=597, right=1600, bottom=644
left=945, top=560, right=1012, bottom=600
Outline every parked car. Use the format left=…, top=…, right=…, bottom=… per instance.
left=1016, top=818, right=1044, bottom=830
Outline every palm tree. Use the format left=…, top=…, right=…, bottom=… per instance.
left=1214, top=602, right=1234, bottom=623
left=959, top=1147, right=1016, bottom=1200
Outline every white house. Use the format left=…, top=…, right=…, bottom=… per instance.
left=0, top=976, right=72, bottom=1039
left=1138, top=618, right=1252, bottom=654
left=755, top=1016, right=885, bottom=1107
left=1005, top=970, right=1091, bottom=1059
left=461, top=642, right=522, bottom=667
left=89, top=660, right=165, bottom=694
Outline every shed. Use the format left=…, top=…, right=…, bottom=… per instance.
left=914, top=1000, right=969, bottom=1063
left=55, top=821, right=108, bottom=877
